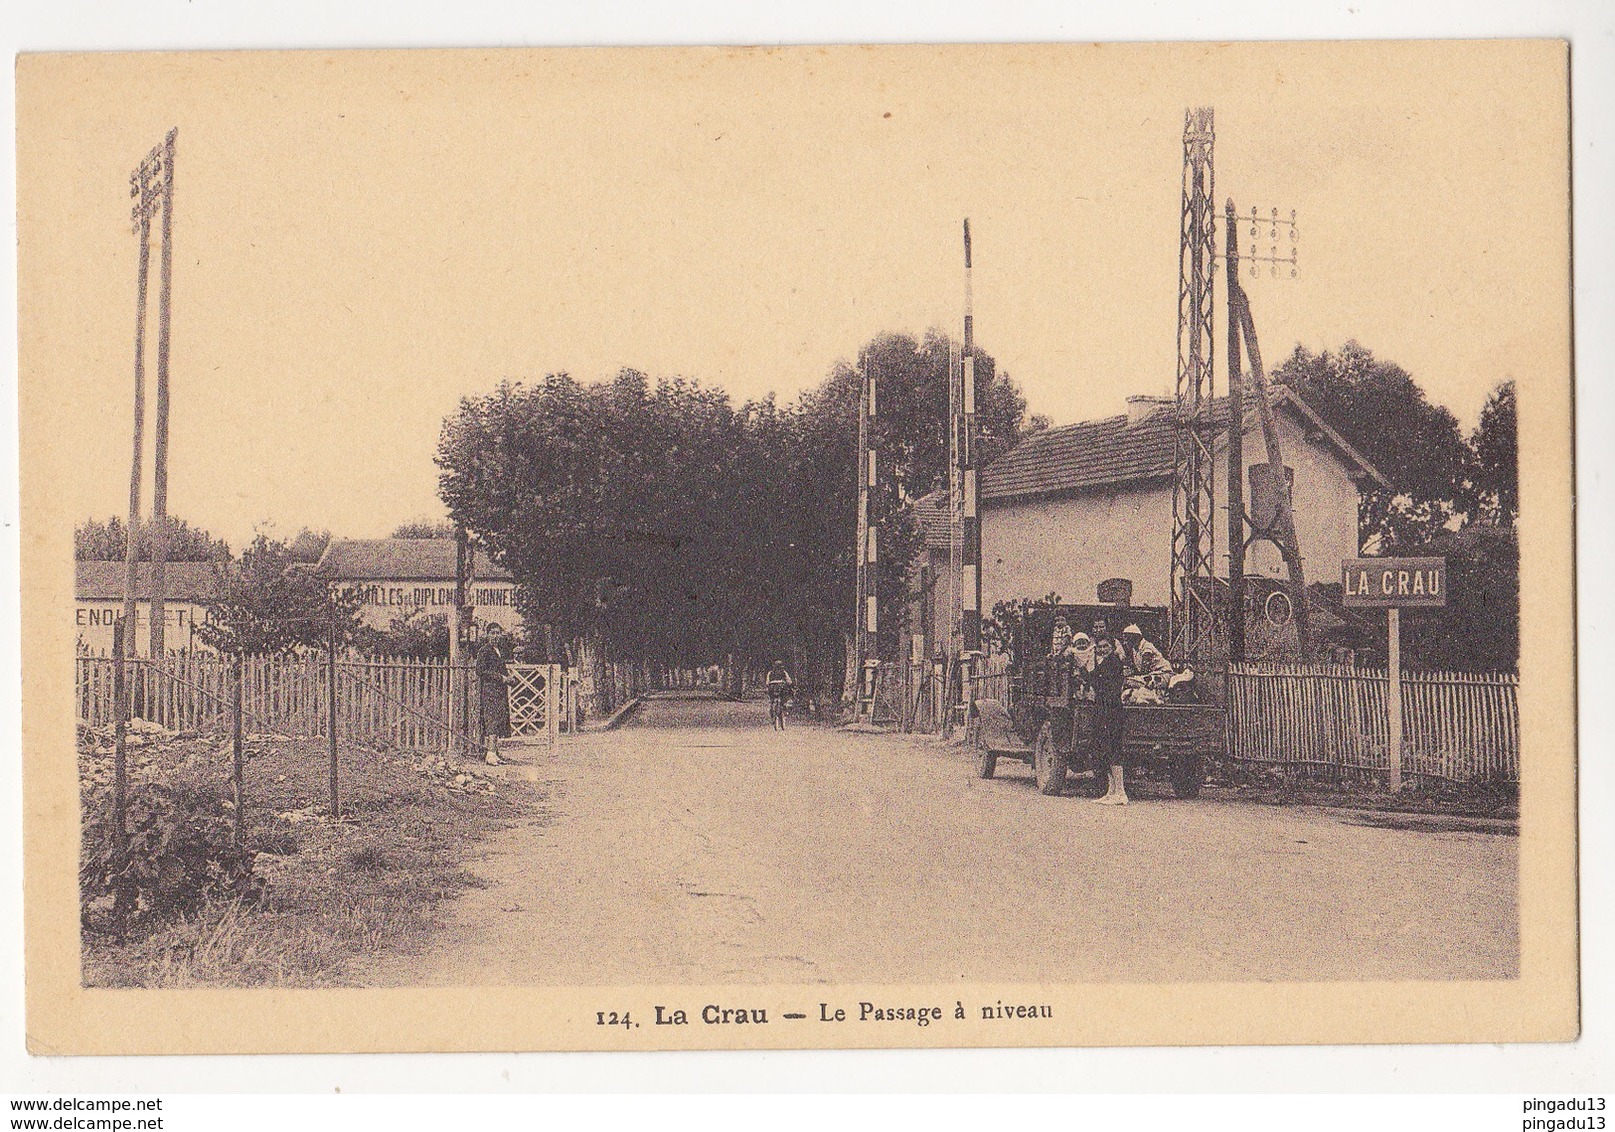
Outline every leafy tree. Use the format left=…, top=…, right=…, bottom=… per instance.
left=353, top=610, right=451, bottom=659
left=286, top=527, right=332, bottom=564
left=195, top=532, right=360, bottom=656
left=391, top=518, right=457, bottom=539
left=825, top=329, right=1028, bottom=503
left=1393, top=524, right=1518, bottom=671
left=1472, top=380, right=1517, bottom=526
left=985, top=593, right=1064, bottom=663
left=1273, top=341, right=1476, bottom=552
left=438, top=371, right=751, bottom=669
left=75, top=516, right=230, bottom=562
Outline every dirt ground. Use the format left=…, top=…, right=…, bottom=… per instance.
left=358, top=694, right=1518, bottom=987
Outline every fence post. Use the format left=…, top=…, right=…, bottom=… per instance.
left=1387, top=608, right=1403, bottom=792
left=549, top=664, right=561, bottom=745
left=231, top=654, right=245, bottom=846
left=471, top=657, right=483, bottom=754
left=327, top=626, right=341, bottom=820
left=111, top=617, right=129, bottom=859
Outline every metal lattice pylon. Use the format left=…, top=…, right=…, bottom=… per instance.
left=1169, top=107, right=1219, bottom=662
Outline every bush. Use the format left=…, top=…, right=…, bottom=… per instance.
left=81, top=782, right=262, bottom=936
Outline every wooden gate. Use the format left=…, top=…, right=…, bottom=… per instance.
left=507, top=663, right=561, bottom=743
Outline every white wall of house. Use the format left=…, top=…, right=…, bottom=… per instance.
left=75, top=601, right=214, bottom=655
left=336, top=579, right=523, bottom=631
left=983, top=484, right=1171, bottom=610
left=982, top=410, right=1365, bottom=613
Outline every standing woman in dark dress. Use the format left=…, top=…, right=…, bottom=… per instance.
left=1090, top=635, right=1129, bottom=805
left=477, top=624, right=514, bottom=765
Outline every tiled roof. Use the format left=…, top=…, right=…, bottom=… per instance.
left=315, top=538, right=512, bottom=581
left=76, top=560, right=224, bottom=602
left=982, top=408, right=1179, bottom=503
left=980, top=387, right=1387, bottom=505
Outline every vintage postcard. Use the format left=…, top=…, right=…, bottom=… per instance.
left=18, top=41, right=1575, bottom=1054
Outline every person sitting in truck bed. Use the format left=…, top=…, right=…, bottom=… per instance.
left=1118, top=624, right=1171, bottom=680
left=1119, top=624, right=1173, bottom=704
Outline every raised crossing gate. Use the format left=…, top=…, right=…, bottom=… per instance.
left=507, top=663, right=561, bottom=743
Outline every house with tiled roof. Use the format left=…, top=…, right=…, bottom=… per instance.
left=909, top=386, right=1388, bottom=656
left=314, top=538, right=523, bottom=632
left=75, top=560, right=224, bottom=654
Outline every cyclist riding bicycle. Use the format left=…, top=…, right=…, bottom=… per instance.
left=765, top=659, right=795, bottom=731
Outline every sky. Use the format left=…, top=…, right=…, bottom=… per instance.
left=19, top=41, right=1568, bottom=551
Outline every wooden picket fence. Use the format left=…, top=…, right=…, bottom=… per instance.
left=1227, top=663, right=1520, bottom=784
left=76, top=650, right=484, bottom=755
left=967, top=655, right=1014, bottom=707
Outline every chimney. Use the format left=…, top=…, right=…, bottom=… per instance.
left=1126, top=394, right=1173, bottom=424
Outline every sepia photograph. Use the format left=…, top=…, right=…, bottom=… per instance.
left=16, top=39, right=1576, bottom=1054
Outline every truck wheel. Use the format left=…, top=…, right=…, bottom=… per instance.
left=1171, top=752, right=1203, bottom=799
left=1034, top=721, right=1068, bottom=796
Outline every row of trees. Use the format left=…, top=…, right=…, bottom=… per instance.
left=436, top=330, right=1038, bottom=694
left=75, top=515, right=233, bottom=563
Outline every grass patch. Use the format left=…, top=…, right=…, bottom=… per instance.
left=81, top=734, right=539, bottom=988
left=1205, top=759, right=1518, bottom=820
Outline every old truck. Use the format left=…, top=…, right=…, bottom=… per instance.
left=971, top=603, right=1225, bottom=798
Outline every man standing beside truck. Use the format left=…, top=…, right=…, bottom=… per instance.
left=1090, top=635, right=1129, bottom=805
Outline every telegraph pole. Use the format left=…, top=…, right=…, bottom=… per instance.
left=121, top=139, right=162, bottom=658
left=1224, top=198, right=1246, bottom=662
left=1230, top=284, right=1312, bottom=657
left=1225, top=199, right=1305, bottom=657
left=113, top=133, right=166, bottom=853
left=147, top=129, right=178, bottom=658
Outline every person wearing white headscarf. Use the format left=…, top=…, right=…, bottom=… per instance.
left=1119, top=624, right=1172, bottom=683
left=1067, top=630, right=1096, bottom=674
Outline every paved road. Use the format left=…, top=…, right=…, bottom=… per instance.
left=362, top=695, right=1517, bottom=986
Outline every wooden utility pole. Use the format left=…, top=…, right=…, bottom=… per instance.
left=327, top=624, right=341, bottom=820
left=450, top=527, right=467, bottom=752
left=1230, top=284, right=1312, bottom=656
left=231, top=655, right=245, bottom=846
left=110, top=617, right=129, bottom=856
left=1224, top=199, right=1247, bottom=662
left=147, top=129, right=178, bottom=658
left=122, top=141, right=160, bottom=663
